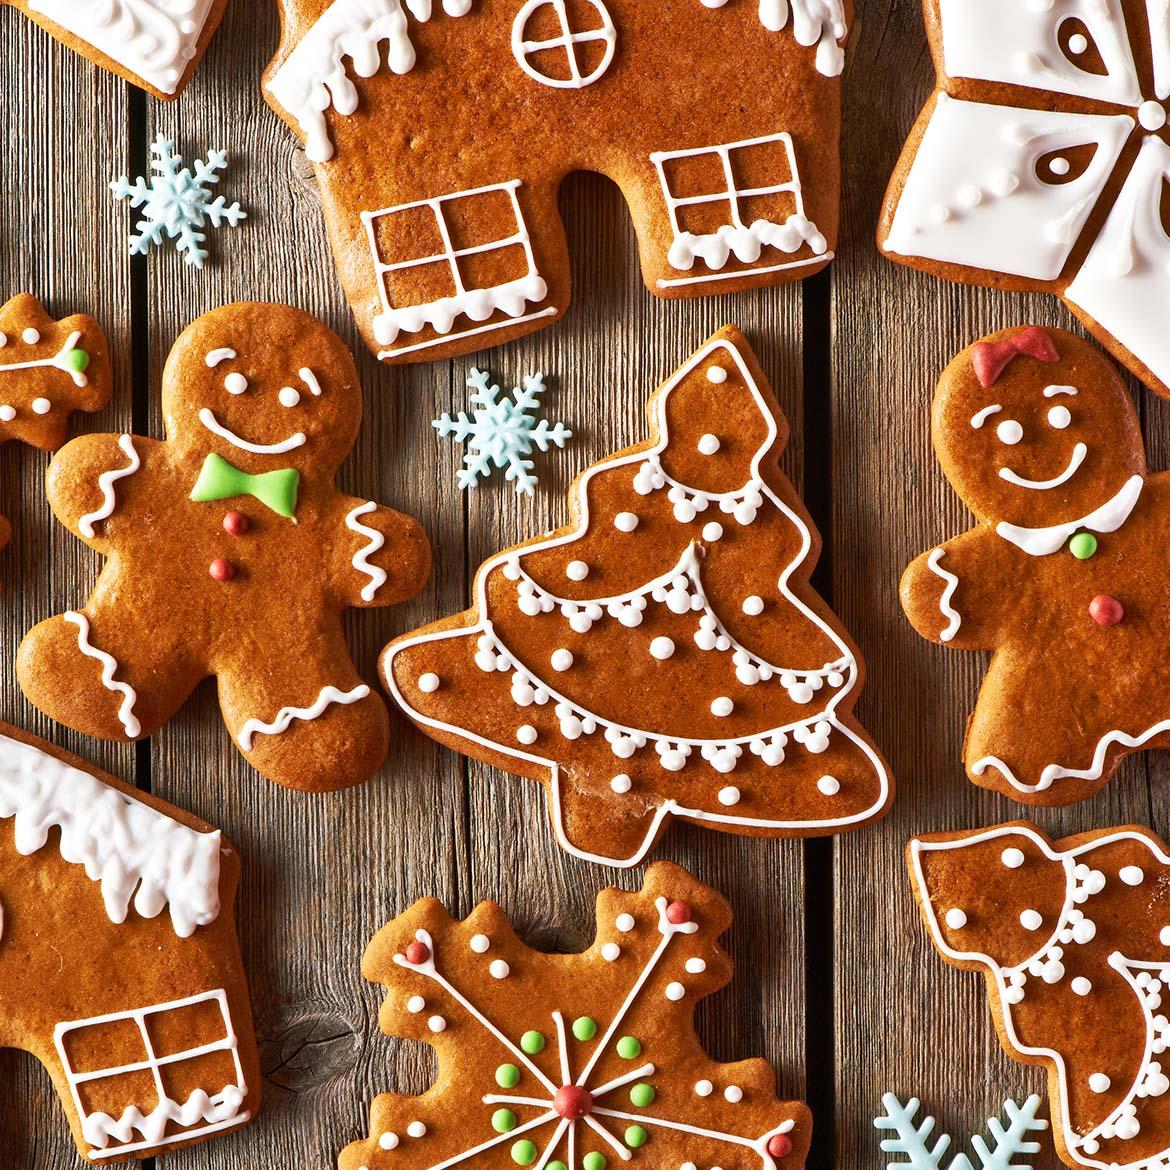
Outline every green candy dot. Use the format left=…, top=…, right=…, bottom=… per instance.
left=493, top=1109, right=518, bottom=1133
left=1069, top=533, right=1098, bottom=559
left=511, top=1139, right=538, bottom=1166
left=572, top=1016, right=598, bottom=1041
left=630, top=1082, right=655, bottom=1108
left=616, top=1035, right=642, bottom=1060
left=495, top=1063, right=520, bottom=1088
left=521, top=1030, right=546, bottom=1054
left=547, top=1163, right=568, bottom=1170
left=583, top=1153, right=607, bottom=1170
left=624, top=1126, right=648, bottom=1149
left=67, top=348, right=90, bottom=373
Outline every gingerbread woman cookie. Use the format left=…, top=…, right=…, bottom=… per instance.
left=5, top=0, right=230, bottom=98
left=264, top=0, right=847, bottom=364
left=899, top=325, right=1170, bottom=805
left=341, top=861, right=810, bottom=1170
left=909, top=821, right=1170, bottom=1170
left=0, top=723, right=258, bottom=1162
left=384, top=326, right=891, bottom=865
left=17, top=302, right=431, bottom=792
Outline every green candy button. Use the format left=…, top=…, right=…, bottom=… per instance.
left=493, top=1109, right=517, bottom=1133
left=547, top=1163, right=568, bottom=1170
left=630, top=1083, right=655, bottom=1108
left=1069, top=533, right=1098, bottom=559
left=496, top=1063, right=520, bottom=1088
left=572, top=1016, right=598, bottom=1041
left=67, top=348, right=90, bottom=373
left=511, top=1139, right=538, bottom=1165
left=583, top=1153, right=607, bottom=1170
left=521, top=1030, right=546, bottom=1054
left=624, top=1125, right=648, bottom=1149
left=616, top=1036, right=641, bottom=1060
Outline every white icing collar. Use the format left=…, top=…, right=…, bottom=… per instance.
left=996, top=475, right=1144, bottom=556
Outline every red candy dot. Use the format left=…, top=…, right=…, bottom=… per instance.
left=665, top=900, right=692, bottom=925
left=767, top=1134, right=793, bottom=1158
left=223, top=511, right=249, bottom=536
left=209, top=558, right=236, bottom=582
left=1089, top=594, right=1124, bottom=626
left=553, top=1085, right=593, bottom=1120
left=405, top=940, right=430, bottom=965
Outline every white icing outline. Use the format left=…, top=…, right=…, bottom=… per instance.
left=65, top=611, right=140, bottom=738
left=998, top=441, right=1087, bottom=490
left=512, top=0, right=616, bottom=90
left=0, top=328, right=89, bottom=388
left=910, top=825, right=1170, bottom=1170
left=198, top=407, right=306, bottom=455
left=78, top=435, right=140, bottom=538
left=925, top=548, right=960, bottom=642
left=0, top=732, right=221, bottom=936
left=385, top=337, right=890, bottom=866
left=237, top=683, right=371, bottom=751
left=996, top=474, right=1143, bottom=556
left=53, top=989, right=249, bottom=1158
left=345, top=500, right=387, bottom=602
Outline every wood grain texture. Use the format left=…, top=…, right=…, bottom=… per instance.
left=8, top=1, right=1157, bottom=1168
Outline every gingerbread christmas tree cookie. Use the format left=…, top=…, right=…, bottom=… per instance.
left=384, top=326, right=891, bottom=865
left=902, top=325, right=1169, bottom=805
left=341, top=862, right=810, bottom=1170
left=0, top=723, right=259, bottom=1161
left=17, top=302, right=430, bottom=792
left=909, top=821, right=1170, bottom=1170
left=264, top=0, right=848, bottom=364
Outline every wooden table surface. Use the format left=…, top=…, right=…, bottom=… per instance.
left=4, top=2, right=1161, bottom=1167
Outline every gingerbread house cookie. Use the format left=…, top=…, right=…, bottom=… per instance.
left=264, top=0, right=848, bottom=364
left=0, top=724, right=259, bottom=1162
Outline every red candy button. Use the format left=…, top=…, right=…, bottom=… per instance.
left=405, top=940, right=430, bottom=965
left=209, top=558, right=236, bottom=582
left=223, top=510, right=249, bottom=536
left=767, top=1134, right=793, bottom=1158
left=665, top=900, right=692, bottom=925
left=1089, top=595, right=1124, bottom=626
left=553, top=1085, right=593, bottom=1120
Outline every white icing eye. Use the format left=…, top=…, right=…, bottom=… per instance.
left=1047, top=405, right=1071, bottom=429
left=996, top=419, right=1023, bottom=445
left=224, top=373, right=248, bottom=395
left=279, top=386, right=301, bottom=408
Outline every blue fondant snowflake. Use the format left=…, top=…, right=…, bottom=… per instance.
left=875, top=1093, right=1048, bottom=1170
left=434, top=367, right=571, bottom=495
left=111, top=135, right=246, bottom=268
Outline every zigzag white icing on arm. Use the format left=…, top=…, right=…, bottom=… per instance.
left=345, top=500, right=388, bottom=601
left=79, top=435, right=140, bottom=538
left=926, top=548, right=961, bottom=642
left=65, top=611, right=140, bottom=738
left=0, top=734, right=221, bottom=935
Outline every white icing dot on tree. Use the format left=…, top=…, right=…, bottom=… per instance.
left=427, top=1015, right=446, bottom=1033
left=711, top=696, right=734, bottom=717
left=602, top=942, right=621, bottom=961
left=470, top=934, right=490, bottom=953
left=1089, top=1073, right=1111, bottom=1093
left=706, top=367, right=728, bottom=384
left=616, top=913, right=635, bottom=932
left=1020, top=909, right=1043, bottom=931
left=718, top=786, right=740, bottom=806
left=379, top=1132, right=399, bottom=1150
left=649, top=636, right=675, bottom=660
left=610, top=773, right=632, bottom=793
left=516, top=724, right=538, bottom=745
left=1160, top=926, right=1170, bottom=946
left=1071, top=977, right=1092, bottom=996
left=817, top=775, right=840, bottom=796
left=742, top=595, right=764, bottom=615
left=702, top=521, right=723, bottom=542
left=944, top=908, right=967, bottom=930
left=665, top=981, right=685, bottom=1001
left=1001, top=847, right=1025, bottom=869
left=551, top=648, right=574, bottom=671
left=407, top=995, right=425, bottom=1013
left=490, top=960, right=510, bottom=979
left=694, top=1080, right=713, bottom=1097
left=1119, top=865, right=1144, bottom=886
left=566, top=560, right=589, bottom=581
left=697, top=433, right=721, bottom=455
left=685, top=957, right=706, bottom=974
left=614, top=511, right=639, bottom=532
left=418, top=672, right=440, bottom=693
left=407, top=1121, right=427, bottom=1138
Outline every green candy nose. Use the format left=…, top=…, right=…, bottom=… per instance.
left=67, top=348, right=90, bottom=373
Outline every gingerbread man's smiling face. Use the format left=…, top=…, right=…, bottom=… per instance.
left=162, top=303, right=363, bottom=476
left=932, top=328, right=1145, bottom=531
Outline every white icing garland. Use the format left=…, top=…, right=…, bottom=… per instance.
left=237, top=683, right=371, bottom=750
left=0, top=733, right=221, bottom=937
left=345, top=500, right=387, bottom=601
left=995, top=474, right=1143, bottom=557
left=699, top=0, right=847, bottom=76
left=78, top=435, right=140, bottom=538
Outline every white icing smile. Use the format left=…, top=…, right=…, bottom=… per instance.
left=999, top=442, right=1087, bottom=490
left=198, top=408, right=306, bottom=455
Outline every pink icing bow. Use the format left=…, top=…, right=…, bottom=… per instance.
left=971, top=327, right=1059, bottom=389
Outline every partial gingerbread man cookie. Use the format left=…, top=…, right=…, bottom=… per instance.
left=900, top=325, right=1170, bottom=805
left=909, top=821, right=1170, bottom=1170
left=264, top=0, right=848, bottom=364
left=5, top=0, right=230, bottom=97
left=341, top=861, right=810, bottom=1170
left=0, top=293, right=112, bottom=552
left=0, top=723, right=259, bottom=1162
left=17, top=302, right=431, bottom=792
left=384, top=326, right=891, bottom=866
left=879, top=1, right=1170, bottom=397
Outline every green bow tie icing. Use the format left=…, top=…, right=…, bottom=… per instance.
left=190, top=453, right=300, bottom=519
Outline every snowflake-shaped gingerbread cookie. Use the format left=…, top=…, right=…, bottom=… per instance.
left=341, top=862, right=809, bottom=1170
left=879, top=1, right=1170, bottom=397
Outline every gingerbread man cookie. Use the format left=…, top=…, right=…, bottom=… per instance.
left=341, top=861, right=810, bottom=1170
left=909, top=821, right=1170, bottom=1170
left=17, top=302, right=431, bottom=792
left=0, top=723, right=258, bottom=1162
left=264, top=0, right=847, bottom=364
left=384, top=326, right=891, bottom=865
left=5, top=0, right=230, bottom=98
left=902, top=325, right=1170, bottom=803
